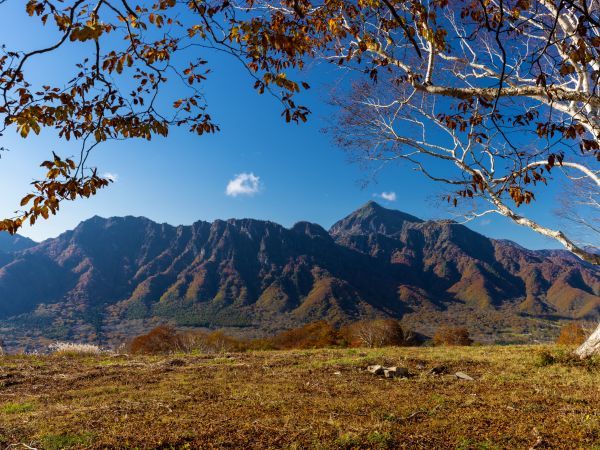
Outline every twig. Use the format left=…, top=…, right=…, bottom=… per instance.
left=5, top=444, right=39, bottom=450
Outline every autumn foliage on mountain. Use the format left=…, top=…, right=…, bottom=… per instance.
left=0, top=203, right=596, bottom=351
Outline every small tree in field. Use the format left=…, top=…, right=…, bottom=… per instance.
left=433, top=327, right=473, bottom=347
left=556, top=323, right=587, bottom=346
left=129, top=325, right=184, bottom=354
left=342, top=319, right=413, bottom=348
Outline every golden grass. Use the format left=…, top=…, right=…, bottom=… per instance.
left=1, top=345, right=599, bottom=449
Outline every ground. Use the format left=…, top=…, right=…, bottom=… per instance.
left=1, top=346, right=599, bottom=449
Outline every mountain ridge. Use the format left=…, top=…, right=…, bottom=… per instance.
left=0, top=202, right=598, bottom=350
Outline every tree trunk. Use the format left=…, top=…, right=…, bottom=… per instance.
left=575, top=322, right=600, bottom=358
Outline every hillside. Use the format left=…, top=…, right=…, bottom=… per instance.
left=0, top=202, right=598, bottom=349
left=0, top=233, right=36, bottom=254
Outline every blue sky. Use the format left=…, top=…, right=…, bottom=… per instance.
left=0, top=3, right=570, bottom=249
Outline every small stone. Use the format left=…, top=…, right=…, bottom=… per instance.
left=383, top=366, right=410, bottom=378
left=455, top=371, right=474, bottom=381
left=367, top=365, right=384, bottom=375
left=333, top=371, right=342, bottom=376
left=429, top=365, right=449, bottom=375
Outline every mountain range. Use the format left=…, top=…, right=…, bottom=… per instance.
left=0, top=201, right=598, bottom=350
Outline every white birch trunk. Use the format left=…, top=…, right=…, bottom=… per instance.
left=575, top=323, right=600, bottom=358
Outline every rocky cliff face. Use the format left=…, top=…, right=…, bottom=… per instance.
left=0, top=202, right=598, bottom=348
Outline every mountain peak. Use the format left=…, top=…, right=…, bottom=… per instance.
left=0, top=232, right=37, bottom=253
left=357, top=200, right=384, bottom=212
left=363, top=199, right=381, bottom=208
left=329, top=201, right=423, bottom=237
left=291, top=221, right=332, bottom=240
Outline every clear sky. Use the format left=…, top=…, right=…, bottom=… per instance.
left=0, top=2, right=571, bottom=249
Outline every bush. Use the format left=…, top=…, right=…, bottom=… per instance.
left=48, top=342, right=104, bottom=356
left=129, top=325, right=185, bottom=354
left=432, top=326, right=473, bottom=346
left=535, top=350, right=556, bottom=367
left=269, top=321, right=341, bottom=349
left=195, top=331, right=247, bottom=353
left=129, top=327, right=248, bottom=355
left=556, top=323, right=587, bottom=346
left=340, top=319, right=417, bottom=348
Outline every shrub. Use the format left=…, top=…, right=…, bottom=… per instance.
left=432, top=326, right=473, bottom=346
left=340, top=319, right=417, bottom=348
left=269, top=321, right=341, bottom=349
left=175, top=329, right=207, bottom=353
left=556, top=323, right=587, bottom=346
left=534, top=348, right=600, bottom=370
left=129, top=327, right=248, bottom=355
left=129, top=325, right=185, bottom=354
left=48, top=342, right=104, bottom=356
left=197, top=331, right=247, bottom=353
left=535, top=350, right=556, bottom=367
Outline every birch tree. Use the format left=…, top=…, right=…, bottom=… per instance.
left=316, top=0, right=600, bottom=354
left=321, top=0, right=600, bottom=355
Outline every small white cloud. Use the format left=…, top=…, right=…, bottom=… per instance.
left=103, top=172, right=119, bottom=182
left=376, top=191, right=397, bottom=202
left=226, top=172, right=261, bottom=197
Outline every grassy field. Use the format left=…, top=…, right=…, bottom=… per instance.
left=1, top=345, right=599, bottom=449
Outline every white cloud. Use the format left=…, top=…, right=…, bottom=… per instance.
left=226, top=172, right=262, bottom=197
left=376, top=191, right=397, bottom=202
left=103, top=172, right=119, bottom=182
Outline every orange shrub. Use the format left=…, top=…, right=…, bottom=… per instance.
left=432, top=326, right=473, bottom=346
left=129, top=325, right=184, bottom=354
left=556, top=323, right=587, bottom=345
left=269, top=321, right=341, bottom=349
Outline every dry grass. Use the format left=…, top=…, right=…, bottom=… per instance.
left=48, top=342, right=105, bottom=356
left=1, top=345, right=599, bottom=449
